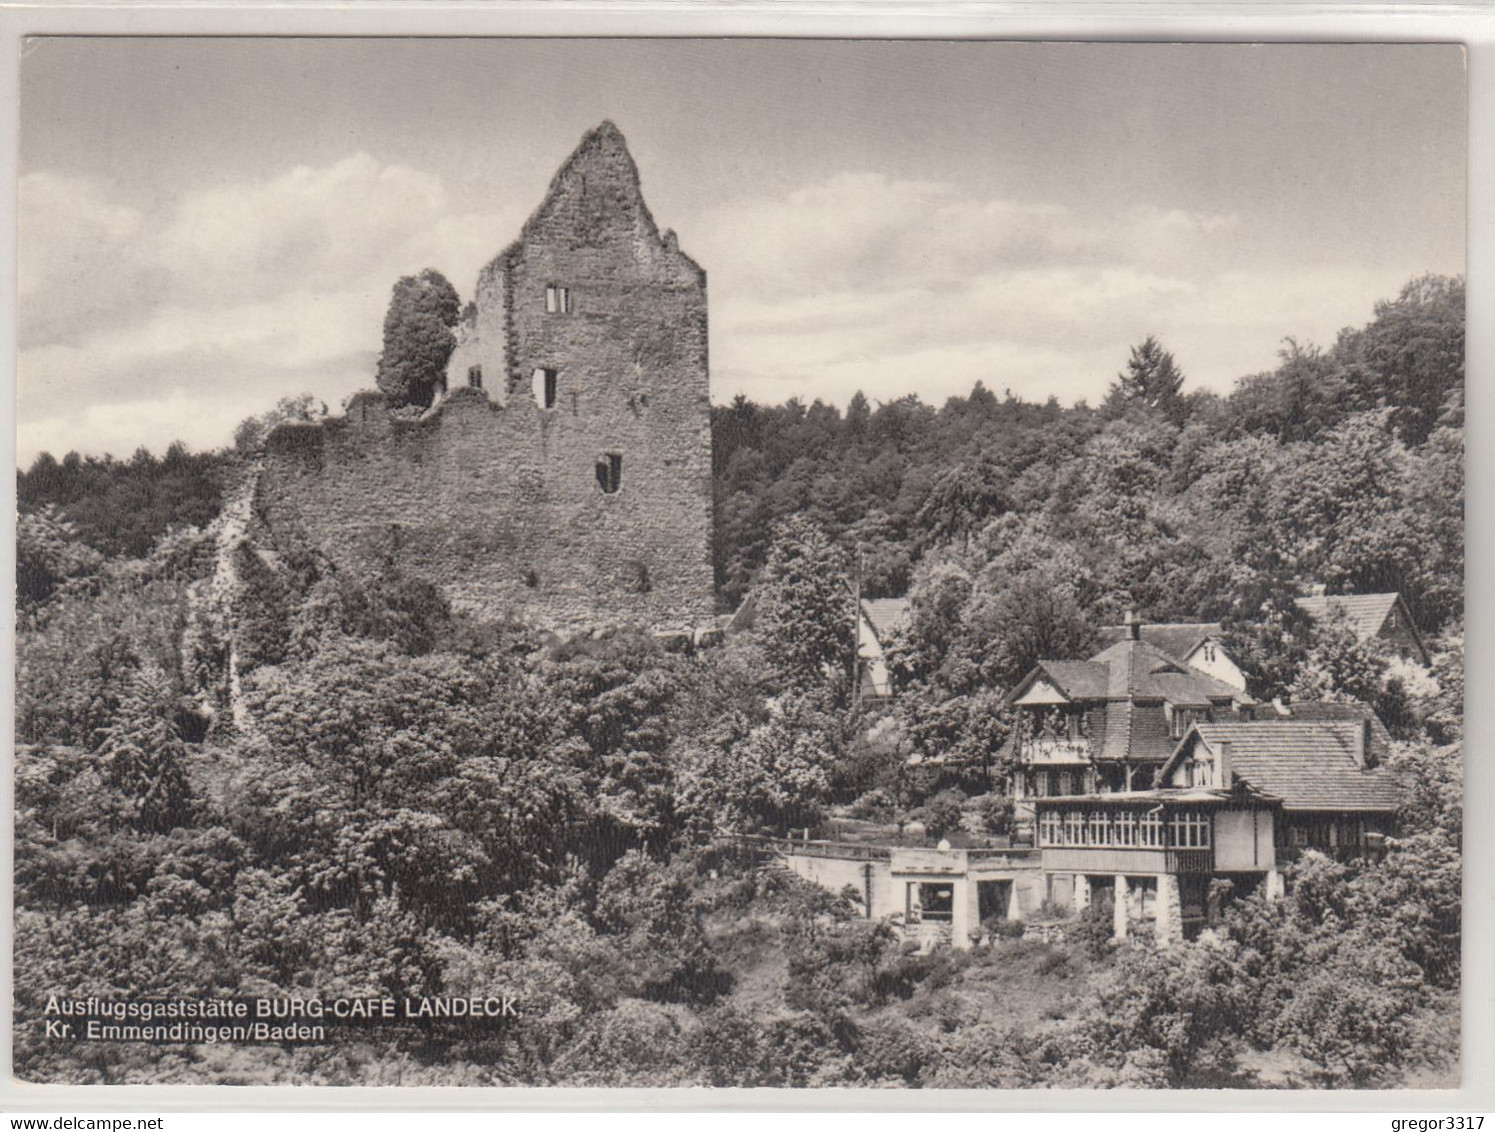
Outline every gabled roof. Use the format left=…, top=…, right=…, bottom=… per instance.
left=725, top=589, right=759, bottom=634
left=1294, top=592, right=1416, bottom=643
left=488, top=120, right=704, bottom=285
left=1266, top=700, right=1393, bottom=763
left=1087, top=637, right=1245, bottom=703
left=1173, top=721, right=1405, bottom=812
left=1096, top=622, right=1223, bottom=662
left=861, top=597, right=911, bottom=643
left=1004, top=637, right=1253, bottom=764
left=1031, top=660, right=1111, bottom=700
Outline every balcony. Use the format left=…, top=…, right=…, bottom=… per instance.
left=1020, top=737, right=1094, bottom=763
left=1041, top=846, right=1213, bottom=875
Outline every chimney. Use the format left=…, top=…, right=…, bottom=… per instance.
left=1216, top=740, right=1233, bottom=788
left=1124, top=610, right=1142, bottom=641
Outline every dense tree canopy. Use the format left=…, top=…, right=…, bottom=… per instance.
left=375, top=269, right=462, bottom=409
left=13, top=272, right=1462, bottom=1088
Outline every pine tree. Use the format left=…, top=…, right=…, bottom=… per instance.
left=1115, top=335, right=1188, bottom=424
left=94, top=664, right=193, bottom=833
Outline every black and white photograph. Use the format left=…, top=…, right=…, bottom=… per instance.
left=12, top=37, right=1468, bottom=1092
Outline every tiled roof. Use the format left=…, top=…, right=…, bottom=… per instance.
left=1192, top=721, right=1405, bottom=811
left=1088, top=638, right=1245, bottom=703
left=1294, top=593, right=1400, bottom=643
left=1147, top=672, right=1217, bottom=707
left=861, top=597, right=912, bottom=642
left=1098, top=699, right=1134, bottom=761
left=1036, top=660, right=1111, bottom=700
left=1096, top=622, right=1223, bottom=661
left=1265, top=701, right=1393, bottom=763
left=1033, top=787, right=1232, bottom=807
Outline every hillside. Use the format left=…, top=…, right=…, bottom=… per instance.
left=12, top=273, right=1464, bottom=1088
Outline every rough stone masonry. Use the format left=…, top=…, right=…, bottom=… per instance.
left=255, top=122, right=716, bottom=634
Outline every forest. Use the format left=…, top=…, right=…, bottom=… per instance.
left=13, top=274, right=1463, bottom=1087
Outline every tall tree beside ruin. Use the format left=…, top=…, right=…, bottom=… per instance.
left=375, top=269, right=461, bottom=409
left=757, top=515, right=854, bottom=694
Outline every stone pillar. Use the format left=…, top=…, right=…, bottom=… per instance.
left=1075, top=874, right=1092, bottom=916
left=1113, top=876, right=1130, bottom=941
left=953, top=879, right=976, bottom=950
left=1265, top=868, right=1285, bottom=902
left=1007, top=881, right=1024, bottom=921
left=1155, top=873, right=1182, bottom=949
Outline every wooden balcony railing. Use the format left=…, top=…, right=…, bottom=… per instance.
left=1040, top=846, right=1213, bottom=875
left=1020, top=737, right=1094, bottom=762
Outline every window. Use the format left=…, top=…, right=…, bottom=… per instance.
left=1088, top=811, right=1108, bottom=846
left=596, top=452, right=623, bottom=494
left=1139, top=809, right=1165, bottom=847
left=1057, top=771, right=1073, bottom=796
left=1170, top=706, right=1207, bottom=740
left=1202, top=643, right=1217, bottom=663
left=918, top=883, right=954, bottom=922
left=545, top=284, right=572, bottom=314
left=1039, top=811, right=1062, bottom=846
left=468, top=365, right=483, bottom=390
left=1169, top=812, right=1211, bottom=849
left=1063, top=811, right=1085, bottom=846
left=1033, top=771, right=1048, bottom=798
left=532, top=368, right=558, bottom=410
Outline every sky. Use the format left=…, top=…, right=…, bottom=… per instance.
left=17, top=39, right=1466, bottom=463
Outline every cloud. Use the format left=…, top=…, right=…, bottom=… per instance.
left=693, top=172, right=1240, bottom=298
left=158, top=153, right=454, bottom=303
left=17, top=156, right=525, bottom=461
left=16, top=156, right=1405, bottom=465
left=19, top=172, right=156, bottom=348
left=695, top=172, right=1387, bottom=411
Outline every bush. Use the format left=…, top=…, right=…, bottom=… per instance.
left=848, top=787, right=896, bottom=822
left=1065, top=915, right=1115, bottom=959
left=973, top=793, right=1014, bottom=835
left=984, top=915, right=1026, bottom=940
left=918, top=787, right=966, bottom=842
left=1033, top=944, right=1072, bottom=976
left=870, top=946, right=970, bottom=1001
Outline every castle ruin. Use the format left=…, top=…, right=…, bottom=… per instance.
left=256, top=121, right=715, bottom=634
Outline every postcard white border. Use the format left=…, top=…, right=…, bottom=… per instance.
left=2, top=2, right=1490, bottom=1115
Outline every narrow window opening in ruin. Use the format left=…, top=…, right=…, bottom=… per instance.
left=545, top=285, right=572, bottom=314
left=468, top=365, right=483, bottom=390
left=596, top=452, right=623, bottom=494
left=532, top=368, right=558, bottom=410
left=523, top=569, right=540, bottom=589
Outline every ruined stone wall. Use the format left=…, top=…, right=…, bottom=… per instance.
left=255, top=122, right=715, bottom=633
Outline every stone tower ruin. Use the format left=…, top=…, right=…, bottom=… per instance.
left=256, top=121, right=715, bottom=633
